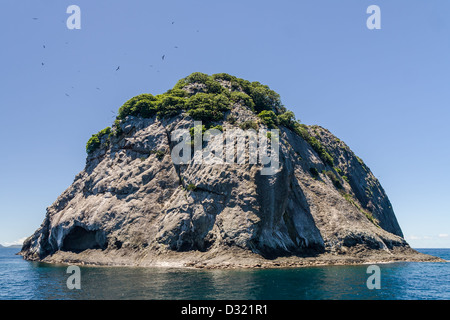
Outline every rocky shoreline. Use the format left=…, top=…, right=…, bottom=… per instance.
left=20, top=245, right=445, bottom=270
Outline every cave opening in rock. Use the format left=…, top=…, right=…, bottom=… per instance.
left=61, top=226, right=107, bottom=253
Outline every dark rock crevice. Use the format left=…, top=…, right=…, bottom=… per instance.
left=61, top=226, right=107, bottom=253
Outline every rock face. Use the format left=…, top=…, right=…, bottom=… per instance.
left=20, top=73, right=432, bottom=267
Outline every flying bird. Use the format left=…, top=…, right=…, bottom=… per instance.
left=162, top=55, right=165, bottom=60
left=172, top=21, right=175, bottom=24
left=65, top=93, right=70, bottom=97
left=32, top=18, right=38, bottom=20
left=96, top=87, right=100, bottom=90
left=116, top=66, right=120, bottom=71
left=41, top=62, right=44, bottom=66
left=43, top=45, right=45, bottom=49
left=174, top=46, right=178, bottom=49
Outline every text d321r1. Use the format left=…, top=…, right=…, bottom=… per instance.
left=181, top=304, right=268, bottom=317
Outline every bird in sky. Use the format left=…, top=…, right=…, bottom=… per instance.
left=162, top=55, right=165, bottom=60
left=32, top=18, right=38, bottom=20
left=116, top=66, right=120, bottom=71
left=174, top=46, right=178, bottom=49
left=65, top=93, right=70, bottom=97
left=43, top=45, right=45, bottom=49
left=172, top=21, right=175, bottom=25
left=41, top=62, right=44, bottom=66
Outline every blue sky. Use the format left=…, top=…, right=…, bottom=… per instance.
left=0, top=0, right=449, bottom=248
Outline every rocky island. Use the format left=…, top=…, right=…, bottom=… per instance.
left=20, top=72, right=442, bottom=268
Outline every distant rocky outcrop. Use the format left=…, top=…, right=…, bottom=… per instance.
left=0, top=244, right=22, bottom=249
left=20, top=73, right=442, bottom=268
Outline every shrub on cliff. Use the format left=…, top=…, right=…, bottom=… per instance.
left=86, top=127, right=111, bottom=154
left=211, top=73, right=235, bottom=82
left=309, top=136, right=334, bottom=166
left=277, top=111, right=297, bottom=128
left=324, top=170, right=343, bottom=189
left=174, top=72, right=224, bottom=94
left=249, top=83, right=284, bottom=114
left=258, top=110, right=278, bottom=128
left=86, top=135, right=100, bottom=154
left=186, top=93, right=231, bottom=122
left=239, top=120, right=259, bottom=131
left=111, top=119, right=123, bottom=137
left=117, top=94, right=158, bottom=120
left=228, top=91, right=255, bottom=110
left=186, top=183, right=197, bottom=191
left=117, top=91, right=189, bottom=121
left=156, top=95, right=186, bottom=118
left=178, top=73, right=284, bottom=114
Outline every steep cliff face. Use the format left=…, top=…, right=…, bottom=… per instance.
left=20, top=73, right=423, bottom=267
left=307, top=126, right=403, bottom=238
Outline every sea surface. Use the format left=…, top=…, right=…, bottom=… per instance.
left=0, top=248, right=448, bottom=300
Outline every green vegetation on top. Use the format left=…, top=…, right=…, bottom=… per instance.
left=112, top=72, right=286, bottom=133
left=116, top=92, right=189, bottom=121
left=186, top=93, right=231, bottom=122
left=86, top=72, right=336, bottom=167
left=258, top=110, right=278, bottom=129
left=277, top=111, right=296, bottom=128
left=212, top=73, right=285, bottom=114
left=86, top=127, right=111, bottom=154
left=228, top=91, right=255, bottom=110
left=116, top=94, right=158, bottom=120
left=174, top=72, right=224, bottom=94
left=174, top=72, right=285, bottom=114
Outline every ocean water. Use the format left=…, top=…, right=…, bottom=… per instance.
left=0, top=248, right=448, bottom=300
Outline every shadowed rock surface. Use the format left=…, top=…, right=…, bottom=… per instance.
left=20, top=73, right=442, bottom=268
